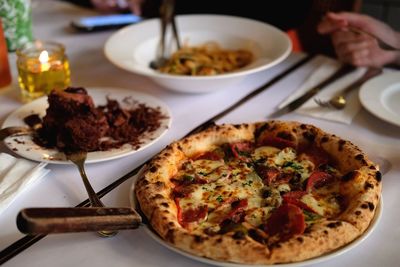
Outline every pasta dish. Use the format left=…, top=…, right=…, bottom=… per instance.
left=158, top=42, right=253, bottom=76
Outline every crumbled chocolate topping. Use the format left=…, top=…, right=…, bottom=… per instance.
left=23, top=114, right=42, bottom=128
left=25, top=87, right=167, bottom=153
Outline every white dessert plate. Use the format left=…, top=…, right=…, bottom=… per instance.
left=129, top=170, right=383, bottom=267
left=1, top=87, right=171, bottom=164
left=359, top=71, right=400, bottom=127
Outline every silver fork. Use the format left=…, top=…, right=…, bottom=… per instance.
left=314, top=67, right=382, bottom=110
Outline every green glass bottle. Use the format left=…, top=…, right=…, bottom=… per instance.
left=0, top=0, right=33, bottom=51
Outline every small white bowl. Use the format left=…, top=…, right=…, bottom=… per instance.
left=104, top=14, right=292, bottom=93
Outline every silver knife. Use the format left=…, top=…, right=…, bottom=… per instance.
left=268, top=64, right=355, bottom=118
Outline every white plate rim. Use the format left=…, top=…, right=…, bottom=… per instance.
left=359, top=71, right=400, bottom=127
left=1, top=87, right=172, bottom=164
left=104, top=14, right=292, bottom=80
left=129, top=170, right=383, bottom=267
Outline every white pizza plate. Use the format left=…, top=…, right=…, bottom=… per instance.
left=1, top=87, right=171, bottom=164
left=130, top=170, right=383, bottom=267
left=359, top=71, right=400, bottom=127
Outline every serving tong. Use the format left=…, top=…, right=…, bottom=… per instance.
left=0, top=123, right=142, bottom=235
left=149, top=0, right=181, bottom=69
left=16, top=166, right=147, bottom=235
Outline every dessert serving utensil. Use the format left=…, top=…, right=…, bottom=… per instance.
left=0, top=115, right=42, bottom=141
left=65, top=151, right=135, bottom=237
left=16, top=166, right=145, bottom=235
left=0, top=126, right=33, bottom=141
left=14, top=150, right=143, bottom=236
left=0, top=125, right=142, bottom=236
left=17, top=207, right=141, bottom=234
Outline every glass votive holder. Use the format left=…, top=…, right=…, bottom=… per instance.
left=16, top=40, right=71, bottom=102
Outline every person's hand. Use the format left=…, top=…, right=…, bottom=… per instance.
left=90, top=0, right=152, bottom=17
left=318, top=12, right=400, bottom=67
left=90, top=0, right=130, bottom=13
left=127, top=0, right=144, bottom=16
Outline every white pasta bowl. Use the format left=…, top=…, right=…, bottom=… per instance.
left=104, top=14, right=292, bottom=93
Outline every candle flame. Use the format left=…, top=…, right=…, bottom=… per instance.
left=39, top=50, right=49, bottom=63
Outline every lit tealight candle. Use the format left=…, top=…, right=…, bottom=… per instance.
left=16, top=40, right=71, bottom=103
left=38, top=50, right=50, bottom=72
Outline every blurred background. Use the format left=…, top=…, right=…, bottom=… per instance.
left=362, top=0, right=400, bottom=31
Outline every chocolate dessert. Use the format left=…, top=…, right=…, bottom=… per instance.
left=33, top=87, right=166, bottom=153
left=38, top=87, right=109, bottom=152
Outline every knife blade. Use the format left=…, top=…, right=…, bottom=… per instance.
left=268, top=64, right=355, bottom=118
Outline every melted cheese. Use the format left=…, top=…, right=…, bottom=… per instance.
left=252, top=146, right=280, bottom=161
left=301, top=194, right=325, bottom=215
left=175, top=142, right=343, bottom=233
left=271, top=147, right=297, bottom=166
left=297, top=160, right=315, bottom=182
left=244, top=207, right=274, bottom=227
left=191, top=159, right=224, bottom=175
left=301, top=192, right=341, bottom=217
left=178, top=171, right=264, bottom=212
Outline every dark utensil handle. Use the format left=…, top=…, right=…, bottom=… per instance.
left=17, top=207, right=142, bottom=235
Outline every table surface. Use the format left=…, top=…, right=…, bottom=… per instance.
left=1, top=1, right=399, bottom=267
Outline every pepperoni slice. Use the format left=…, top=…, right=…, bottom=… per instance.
left=255, top=165, right=280, bottom=185
left=306, top=171, right=334, bottom=191
left=176, top=201, right=208, bottom=226
left=300, top=145, right=331, bottom=167
left=256, top=165, right=293, bottom=185
left=229, top=141, right=253, bottom=160
left=264, top=203, right=306, bottom=240
left=282, top=191, right=314, bottom=212
left=172, top=185, right=194, bottom=198
left=225, top=199, right=248, bottom=223
left=196, top=151, right=223, bottom=161
left=283, top=191, right=306, bottom=200
left=275, top=172, right=293, bottom=184
left=257, top=136, right=296, bottom=150
left=181, top=205, right=208, bottom=223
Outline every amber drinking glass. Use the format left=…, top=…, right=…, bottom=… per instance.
left=16, top=40, right=71, bottom=102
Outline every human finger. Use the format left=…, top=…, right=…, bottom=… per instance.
left=334, top=35, right=377, bottom=61
left=91, top=0, right=128, bottom=12
left=336, top=47, right=370, bottom=67
left=128, top=0, right=143, bottom=16
left=329, top=11, right=390, bottom=39
left=318, top=12, right=349, bottom=34
left=331, top=30, right=358, bottom=47
left=336, top=38, right=390, bottom=67
left=331, top=30, right=373, bottom=50
left=317, top=14, right=347, bottom=34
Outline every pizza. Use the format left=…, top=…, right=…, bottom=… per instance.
left=135, top=120, right=382, bottom=264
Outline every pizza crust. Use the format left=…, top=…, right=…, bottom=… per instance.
left=268, top=219, right=360, bottom=263
left=135, top=120, right=382, bottom=264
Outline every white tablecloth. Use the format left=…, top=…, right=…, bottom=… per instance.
left=0, top=1, right=399, bottom=266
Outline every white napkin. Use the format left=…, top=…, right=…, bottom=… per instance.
left=279, top=55, right=367, bottom=124
left=0, top=153, right=50, bottom=214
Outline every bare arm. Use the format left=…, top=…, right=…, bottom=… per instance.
left=318, top=12, right=400, bottom=67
